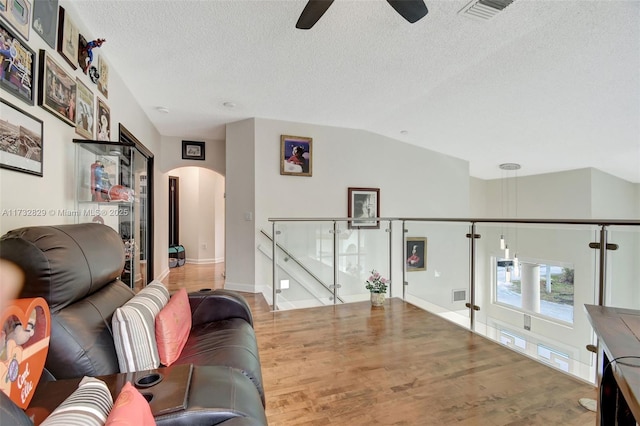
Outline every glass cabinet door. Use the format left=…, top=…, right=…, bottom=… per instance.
left=74, top=128, right=153, bottom=289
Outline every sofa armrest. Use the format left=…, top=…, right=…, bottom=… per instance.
left=189, top=289, right=254, bottom=327
left=1, top=392, right=32, bottom=426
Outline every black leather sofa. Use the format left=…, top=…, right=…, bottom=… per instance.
left=0, top=223, right=267, bottom=425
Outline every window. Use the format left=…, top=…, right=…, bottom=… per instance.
left=537, top=345, right=570, bottom=372
left=499, top=329, right=527, bottom=352
left=495, top=259, right=574, bottom=323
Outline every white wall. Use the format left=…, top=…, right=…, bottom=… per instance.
left=483, top=169, right=593, bottom=219
left=469, top=177, right=488, bottom=217
left=159, top=136, right=225, bottom=176
left=225, top=119, right=256, bottom=292
left=0, top=0, right=164, bottom=279
left=591, top=168, right=638, bottom=218
left=225, top=117, right=470, bottom=294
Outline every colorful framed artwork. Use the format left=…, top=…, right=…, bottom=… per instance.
left=96, top=98, right=110, bottom=141
left=347, top=187, right=380, bottom=229
left=406, top=237, right=427, bottom=271
left=31, top=0, right=57, bottom=48
left=280, top=135, right=312, bottom=177
left=0, top=0, right=31, bottom=41
left=0, top=20, right=35, bottom=105
left=56, top=6, right=77, bottom=69
left=0, top=98, right=44, bottom=176
left=182, top=140, right=205, bottom=160
left=75, top=77, right=94, bottom=139
left=38, top=49, right=76, bottom=126
left=96, top=54, right=109, bottom=98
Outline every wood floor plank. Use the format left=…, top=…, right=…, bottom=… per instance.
left=164, top=264, right=596, bottom=425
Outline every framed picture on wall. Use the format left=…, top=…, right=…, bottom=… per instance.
left=280, top=135, right=312, bottom=177
left=75, top=78, right=94, bottom=139
left=56, top=6, right=78, bottom=69
left=406, top=237, right=427, bottom=271
left=38, top=50, right=76, bottom=126
left=0, top=0, right=31, bottom=41
left=32, top=0, right=58, bottom=48
left=182, top=140, right=205, bottom=160
left=348, top=187, right=380, bottom=229
left=96, top=98, right=110, bottom=141
left=96, top=54, right=109, bottom=98
left=0, top=20, right=35, bottom=105
left=0, top=98, right=44, bottom=176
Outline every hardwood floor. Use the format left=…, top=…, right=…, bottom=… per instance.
left=163, top=264, right=596, bottom=425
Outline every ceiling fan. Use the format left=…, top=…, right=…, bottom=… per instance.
left=296, top=0, right=429, bottom=29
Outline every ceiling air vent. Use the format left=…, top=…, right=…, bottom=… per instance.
left=459, top=0, right=515, bottom=21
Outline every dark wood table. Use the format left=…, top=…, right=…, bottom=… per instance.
left=584, top=304, right=640, bottom=425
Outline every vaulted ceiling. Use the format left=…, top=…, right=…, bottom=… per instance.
left=70, top=0, right=640, bottom=182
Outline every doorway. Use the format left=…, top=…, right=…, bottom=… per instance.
left=169, top=176, right=179, bottom=246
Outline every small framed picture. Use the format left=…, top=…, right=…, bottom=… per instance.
left=96, top=98, right=110, bottom=140
left=38, top=50, right=76, bottom=126
left=0, top=98, right=44, bottom=177
left=0, top=20, right=35, bottom=105
left=75, top=78, right=94, bottom=139
left=280, top=135, right=312, bottom=177
left=406, top=237, right=427, bottom=271
left=96, top=54, right=109, bottom=98
left=32, top=0, right=58, bottom=48
left=347, top=187, right=380, bottom=229
left=56, top=6, right=78, bottom=69
left=0, top=0, right=31, bottom=41
left=182, top=140, right=205, bottom=160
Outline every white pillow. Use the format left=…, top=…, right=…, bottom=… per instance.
left=112, top=281, right=169, bottom=373
left=40, top=377, right=113, bottom=426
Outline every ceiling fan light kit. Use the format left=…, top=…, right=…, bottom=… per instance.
left=296, top=0, right=428, bottom=29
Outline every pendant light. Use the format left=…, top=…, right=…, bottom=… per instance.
left=499, top=163, right=521, bottom=258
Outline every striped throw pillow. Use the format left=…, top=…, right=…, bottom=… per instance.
left=40, top=377, right=113, bottom=426
left=112, top=281, right=170, bottom=373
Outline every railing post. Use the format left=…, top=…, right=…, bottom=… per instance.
left=402, top=220, right=407, bottom=300
left=272, top=221, right=278, bottom=311
left=387, top=220, right=393, bottom=298
left=598, top=225, right=607, bottom=306
left=469, top=223, right=477, bottom=329
left=332, top=221, right=339, bottom=304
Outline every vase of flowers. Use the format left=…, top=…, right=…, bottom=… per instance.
left=365, top=270, right=389, bottom=307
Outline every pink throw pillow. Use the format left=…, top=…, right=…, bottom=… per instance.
left=155, top=288, right=191, bottom=366
left=105, top=381, right=155, bottom=425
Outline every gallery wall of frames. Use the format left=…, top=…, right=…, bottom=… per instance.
left=1, top=0, right=112, bottom=177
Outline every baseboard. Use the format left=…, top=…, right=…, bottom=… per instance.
left=156, top=267, right=170, bottom=282
left=224, top=281, right=259, bottom=293
left=185, top=257, right=224, bottom=265
left=256, top=284, right=270, bottom=298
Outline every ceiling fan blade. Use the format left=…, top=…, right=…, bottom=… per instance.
left=386, top=0, right=428, bottom=23
left=296, top=0, right=335, bottom=29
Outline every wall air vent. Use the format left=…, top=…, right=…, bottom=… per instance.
left=459, top=0, right=515, bottom=21
left=452, top=289, right=467, bottom=302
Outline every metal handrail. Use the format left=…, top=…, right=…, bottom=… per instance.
left=260, top=229, right=345, bottom=304
left=267, top=217, right=640, bottom=318
left=268, top=217, right=640, bottom=226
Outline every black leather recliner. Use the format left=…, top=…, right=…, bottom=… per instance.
left=0, top=223, right=267, bottom=425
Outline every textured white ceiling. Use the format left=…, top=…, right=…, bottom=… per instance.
left=69, top=0, right=640, bottom=182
